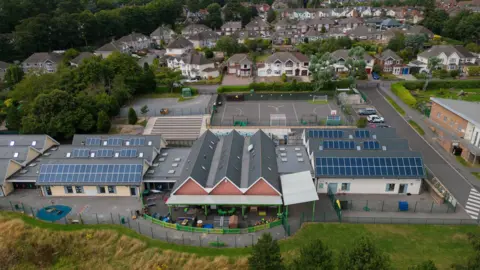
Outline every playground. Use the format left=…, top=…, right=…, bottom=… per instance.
left=211, top=99, right=345, bottom=126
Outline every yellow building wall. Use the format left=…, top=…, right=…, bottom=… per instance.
left=49, top=185, right=136, bottom=197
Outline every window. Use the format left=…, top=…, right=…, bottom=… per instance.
left=341, top=183, right=350, bottom=191
left=98, top=186, right=106, bottom=194
left=274, top=70, right=281, bottom=75
left=75, top=186, right=84, bottom=193
left=286, top=70, right=293, bottom=75
left=65, top=186, right=73, bottom=194
left=450, top=120, right=454, bottom=126
left=107, top=186, right=116, bottom=194
left=457, top=125, right=462, bottom=132
left=443, top=116, right=447, bottom=122
left=285, top=61, right=294, bottom=67
left=436, top=112, right=441, bottom=118
left=385, top=184, right=395, bottom=192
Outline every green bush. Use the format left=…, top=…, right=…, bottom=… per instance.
left=209, top=242, right=226, bottom=247
left=391, top=83, right=417, bottom=107
left=403, top=80, right=480, bottom=91
left=128, top=107, right=138, bottom=125
left=356, top=117, right=368, bottom=128
left=408, top=120, right=425, bottom=135
left=217, top=85, right=250, bottom=93
left=449, top=70, right=459, bottom=78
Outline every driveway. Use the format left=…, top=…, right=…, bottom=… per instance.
left=363, top=86, right=478, bottom=217
left=222, top=74, right=253, bottom=86
left=119, top=95, right=213, bottom=117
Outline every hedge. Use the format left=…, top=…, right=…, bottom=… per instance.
left=402, top=80, right=480, bottom=91
left=391, top=83, right=417, bottom=107
left=217, top=79, right=351, bottom=93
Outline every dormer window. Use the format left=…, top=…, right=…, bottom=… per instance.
left=9, top=141, right=14, bottom=146
left=13, top=152, right=19, bottom=158
left=32, top=141, right=37, bottom=146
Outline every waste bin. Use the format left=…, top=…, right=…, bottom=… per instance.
left=398, top=201, right=408, bottom=211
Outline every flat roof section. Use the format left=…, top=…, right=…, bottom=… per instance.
left=276, top=145, right=313, bottom=174
left=281, top=171, right=318, bottom=206
left=145, top=148, right=191, bottom=181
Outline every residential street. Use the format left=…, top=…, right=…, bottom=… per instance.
left=362, top=84, right=480, bottom=217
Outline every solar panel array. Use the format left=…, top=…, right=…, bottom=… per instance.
left=315, top=157, right=424, bottom=177
left=363, top=141, right=381, bottom=150
left=94, top=149, right=114, bottom=158
left=322, top=140, right=355, bottom=150
left=72, top=149, right=89, bottom=158
left=308, top=130, right=344, bottom=138
left=355, top=130, right=370, bottom=138
left=38, top=164, right=143, bottom=184
left=86, top=138, right=101, bottom=146
left=120, top=149, right=138, bottom=157
left=107, top=138, right=123, bottom=146
left=129, top=138, right=145, bottom=146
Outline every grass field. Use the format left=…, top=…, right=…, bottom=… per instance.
left=408, top=120, right=425, bottom=135
left=1, top=212, right=477, bottom=269
left=386, top=95, right=406, bottom=116
left=472, top=172, right=480, bottom=180
left=413, top=88, right=480, bottom=103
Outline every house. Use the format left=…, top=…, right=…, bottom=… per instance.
left=182, top=24, right=211, bottom=36
left=376, top=49, right=409, bottom=75
left=373, top=8, right=384, bottom=17
left=302, top=128, right=426, bottom=195
left=364, top=17, right=384, bottom=29
left=167, top=52, right=219, bottom=79
left=70, top=52, right=94, bottom=67
left=285, top=8, right=317, bottom=20
left=256, top=52, right=310, bottom=77
left=274, top=19, right=298, bottom=32
left=233, top=30, right=266, bottom=43
left=150, top=25, right=176, bottom=45
left=331, top=8, right=348, bottom=17
left=245, top=18, right=270, bottom=36
left=22, top=52, right=63, bottom=73
left=95, top=41, right=126, bottom=58
left=272, top=30, right=301, bottom=45
left=312, top=18, right=335, bottom=31
left=380, top=18, right=402, bottom=29
left=347, top=25, right=380, bottom=41
left=338, top=17, right=364, bottom=30
left=0, top=61, right=9, bottom=81
left=404, top=25, right=434, bottom=39
left=386, top=8, right=397, bottom=17
left=331, top=49, right=375, bottom=74
left=415, top=45, right=476, bottom=71
left=188, top=30, right=219, bottom=48
left=324, top=26, right=347, bottom=38
left=303, top=28, right=323, bottom=42
left=95, top=33, right=151, bottom=58
left=221, top=21, right=242, bottom=36
left=165, top=36, right=194, bottom=56
left=226, top=53, right=253, bottom=77
left=360, top=7, right=372, bottom=17
left=317, top=8, right=332, bottom=17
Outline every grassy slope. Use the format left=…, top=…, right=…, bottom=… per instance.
left=2, top=212, right=478, bottom=269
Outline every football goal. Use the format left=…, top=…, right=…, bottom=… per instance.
left=270, top=114, right=287, bottom=126
left=311, top=95, right=328, bottom=104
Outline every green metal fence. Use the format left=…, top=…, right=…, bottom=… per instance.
left=144, top=214, right=283, bottom=234
left=327, top=188, right=342, bottom=222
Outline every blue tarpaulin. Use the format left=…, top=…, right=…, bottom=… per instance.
left=36, top=205, right=72, bottom=221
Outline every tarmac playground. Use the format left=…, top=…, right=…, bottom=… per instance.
left=211, top=99, right=345, bottom=126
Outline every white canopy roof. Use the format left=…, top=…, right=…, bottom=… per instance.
left=280, top=171, right=319, bottom=206
left=166, top=195, right=283, bottom=205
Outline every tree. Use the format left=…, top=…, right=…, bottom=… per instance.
left=248, top=233, right=283, bottom=270
left=3, top=65, right=24, bottom=87
left=204, top=48, right=214, bottom=58
left=128, top=107, right=138, bottom=125
left=290, top=239, right=334, bottom=270
left=338, top=236, right=391, bottom=270
left=345, top=46, right=367, bottom=87
left=421, top=9, right=449, bottom=35
left=155, top=67, right=183, bottom=93
left=387, top=33, right=406, bottom=52
left=404, top=34, right=427, bottom=54
left=215, top=36, right=239, bottom=56
left=372, top=64, right=382, bottom=75
left=423, top=57, right=442, bottom=90
left=5, top=105, right=22, bottom=131
left=409, top=260, right=437, bottom=270
left=309, top=52, right=336, bottom=91
left=281, top=73, right=287, bottom=82
left=96, top=110, right=111, bottom=133
left=205, top=3, right=223, bottom=29
left=266, top=9, right=276, bottom=23
left=357, top=117, right=368, bottom=128
left=449, top=70, right=459, bottom=78
left=140, top=105, right=149, bottom=117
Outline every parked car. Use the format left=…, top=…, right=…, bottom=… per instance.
left=358, top=108, right=377, bottom=115
left=367, top=115, right=385, bottom=123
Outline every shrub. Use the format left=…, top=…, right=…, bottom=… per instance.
left=128, top=108, right=138, bottom=125
left=281, top=73, right=287, bottom=82
left=391, top=83, right=417, bottom=107
left=468, top=66, right=480, bottom=77
left=357, top=117, right=368, bottom=128
left=449, top=70, right=459, bottom=78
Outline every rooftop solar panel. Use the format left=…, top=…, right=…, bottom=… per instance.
left=94, top=149, right=114, bottom=158
left=308, top=130, right=344, bottom=138
left=120, top=149, right=138, bottom=157
left=129, top=138, right=145, bottom=146
left=355, top=130, right=370, bottom=138
left=86, top=138, right=101, bottom=146
left=322, top=140, right=355, bottom=150
left=363, top=141, right=380, bottom=150
left=315, top=157, right=424, bottom=178
left=107, top=138, right=123, bottom=146
left=72, top=149, right=89, bottom=158
left=38, top=164, right=143, bottom=184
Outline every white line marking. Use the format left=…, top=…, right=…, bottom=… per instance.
left=467, top=201, right=480, bottom=209
left=468, top=193, right=480, bottom=200
left=221, top=102, right=228, bottom=124
left=292, top=103, right=299, bottom=123
left=236, top=108, right=244, bottom=116
left=466, top=204, right=480, bottom=212
left=327, top=101, right=333, bottom=111
left=466, top=209, right=478, bottom=215
left=375, top=88, right=476, bottom=216
left=268, top=105, right=284, bottom=112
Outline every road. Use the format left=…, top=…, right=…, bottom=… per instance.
left=362, top=86, right=475, bottom=211
left=193, top=85, right=218, bottom=94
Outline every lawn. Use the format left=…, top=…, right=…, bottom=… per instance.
left=456, top=156, right=472, bottom=167
left=472, top=172, right=480, bottom=180
left=2, top=211, right=478, bottom=269
left=386, top=96, right=406, bottom=116
left=408, top=120, right=425, bottom=135
left=412, top=88, right=480, bottom=104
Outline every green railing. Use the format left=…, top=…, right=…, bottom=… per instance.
left=144, top=214, right=282, bottom=234
left=327, top=188, right=342, bottom=222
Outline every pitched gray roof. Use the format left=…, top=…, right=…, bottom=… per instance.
left=96, top=41, right=122, bottom=52
left=150, top=25, right=174, bottom=37
left=347, top=25, right=377, bottom=38
left=182, top=52, right=213, bottom=65
left=214, top=130, right=244, bottom=187
left=227, top=53, right=252, bottom=65
left=175, top=130, right=219, bottom=189
left=338, top=17, right=363, bottom=24
left=70, top=52, right=94, bottom=65
left=117, top=32, right=149, bottom=43
left=381, top=18, right=401, bottom=26
left=0, top=61, right=9, bottom=69
left=245, top=18, right=269, bottom=29
left=183, top=24, right=210, bottom=33
left=221, top=21, right=242, bottom=29
left=266, top=52, right=309, bottom=63
left=405, top=25, right=433, bottom=36
left=167, top=36, right=193, bottom=49
left=23, top=52, right=63, bottom=64
left=430, top=97, right=480, bottom=127
left=72, top=134, right=165, bottom=149
left=377, top=49, right=400, bottom=61
left=248, top=130, right=280, bottom=192
left=188, top=30, right=219, bottom=41
left=418, top=45, right=475, bottom=59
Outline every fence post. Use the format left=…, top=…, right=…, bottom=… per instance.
left=151, top=227, right=154, bottom=238
left=96, top=213, right=99, bottom=224
left=110, top=213, right=114, bottom=223
left=30, top=207, right=35, bottom=217
left=118, top=213, right=121, bottom=224
left=323, top=211, right=326, bottom=222
left=64, top=216, right=68, bottom=224
left=251, top=234, right=254, bottom=246
left=21, top=202, right=25, bottom=212
left=79, top=213, right=83, bottom=224
left=430, top=202, right=434, bottom=213
left=381, top=200, right=384, bottom=212
left=216, top=236, right=219, bottom=248
left=9, top=201, right=14, bottom=211
left=137, top=221, right=141, bottom=233
left=235, top=236, right=237, bottom=248
left=127, top=218, right=131, bottom=229
left=182, top=234, right=184, bottom=245
left=166, top=232, right=169, bottom=242
left=199, top=235, right=202, bottom=247
left=414, top=201, right=418, bottom=212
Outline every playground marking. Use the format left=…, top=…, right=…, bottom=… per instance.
left=78, top=204, right=90, bottom=215
left=221, top=102, right=228, bottom=124
left=268, top=105, right=284, bottom=112
left=235, top=108, right=244, bottom=116
left=292, top=103, right=299, bottom=123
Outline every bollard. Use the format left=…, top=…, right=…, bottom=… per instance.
left=96, top=213, right=99, bottom=224
left=216, top=236, right=219, bottom=248
left=199, top=235, right=201, bottom=247
left=111, top=213, right=114, bottom=223
left=414, top=201, right=418, bottom=213
left=235, top=236, right=237, bottom=248
left=127, top=218, right=131, bottom=228
left=182, top=234, right=185, bottom=245
left=251, top=235, right=254, bottom=246
left=166, top=232, right=169, bottom=242
left=9, top=201, right=14, bottom=211
left=430, top=202, right=434, bottom=213
left=151, top=227, right=154, bottom=238
left=137, top=221, right=141, bottom=233
left=30, top=207, right=35, bottom=217
left=118, top=213, right=121, bottom=224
